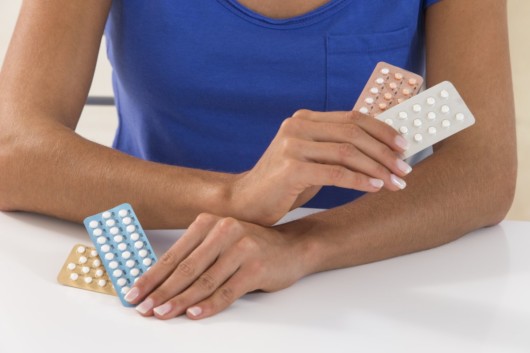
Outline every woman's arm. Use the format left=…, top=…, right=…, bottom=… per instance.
left=126, top=0, right=517, bottom=319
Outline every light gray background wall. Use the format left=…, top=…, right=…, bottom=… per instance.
left=1, top=1, right=528, bottom=219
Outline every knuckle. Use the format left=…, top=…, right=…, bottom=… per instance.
left=329, top=165, right=346, bottom=183
left=235, top=236, right=259, bottom=253
left=195, top=212, right=216, bottom=225
left=280, top=117, right=297, bottom=134
left=217, top=217, right=240, bottom=234
left=248, top=260, right=266, bottom=277
left=160, top=250, right=178, bottom=266
left=345, top=124, right=363, bottom=140
left=197, top=273, right=217, bottom=292
left=373, top=164, right=389, bottom=178
left=280, top=137, right=296, bottom=154
left=176, top=260, right=196, bottom=278
left=337, top=143, right=357, bottom=162
left=292, top=109, right=312, bottom=119
left=218, top=287, right=235, bottom=305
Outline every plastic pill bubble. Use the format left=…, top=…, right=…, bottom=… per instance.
left=138, top=249, right=148, bottom=258
left=440, top=90, right=449, bottom=98
left=143, top=258, right=153, bottom=266
left=110, top=227, right=119, bottom=235
left=121, top=287, right=130, bottom=295
left=102, top=211, right=112, bottom=219
left=359, top=107, right=369, bottom=114
left=389, top=82, right=398, bottom=90
left=428, top=127, right=437, bottom=135
left=104, top=253, right=114, bottom=261
left=79, top=256, right=88, bottom=264
left=122, top=217, right=132, bottom=225
left=375, top=77, right=384, bottom=85
left=98, top=279, right=107, bottom=287
left=67, top=263, right=76, bottom=271
left=381, top=68, right=390, bottom=75
left=456, top=113, right=465, bottom=121
left=126, top=225, right=136, bottom=233
left=365, top=97, right=374, bottom=104
left=118, top=243, right=127, bottom=251
left=90, top=249, right=98, bottom=257
left=126, top=260, right=136, bottom=268
left=395, top=73, right=403, bottom=80
left=412, top=104, right=422, bottom=113
left=92, top=259, right=101, bottom=268
left=130, top=268, right=140, bottom=277
left=97, top=236, right=107, bottom=245
left=408, top=78, right=418, bottom=86
left=384, top=93, right=392, bottom=101
left=121, top=251, right=131, bottom=259
left=93, top=229, right=103, bottom=237
left=70, top=273, right=79, bottom=281
left=117, top=278, right=127, bottom=287
left=100, top=244, right=110, bottom=252
left=428, top=112, right=437, bottom=120
left=441, top=105, right=450, bottom=114
left=113, top=269, right=124, bottom=277
left=442, top=119, right=451, bottom=128
left=399, top=126, right=409, bottom=134
left=114, top=235, right=124, bottom=243
left=95, top=269, right=104, bottom=278
left=398, top=112, right=408, bottom=120
left=414, top=134, right=423, bottom=142
left=118, top=209, right=128, bottom=217
left=76, top=246, right=86, bottom=254
left=81, top=266, right=90, bottom=274
left=109, top=261, right=119, bottom=269
left=106, top=219, right=116, bottom=227
left=413, top=119, right=422, bottom=127
left=130, top=233, right=140, bottom=241
left=134, top=241, right=144, bottom=249
left=403, top=89, right=411, bottom=96
left=89, top=221, right=99, bottom=229
left=370, top=87, right=379, bottom=95
left=427, top=97, right=436, bottom=106
left=84, top=277, right=93, bottom=284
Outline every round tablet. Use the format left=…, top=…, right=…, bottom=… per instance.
left=89, top=221, right=99, bottom=229
left=98, top=279, right=107, bottom=287
left=399, top=126, right=409, bottom=134
left=70, top=273, right=79, bottom=281
left=378, top=103, right=387, bottom=110
left=106, top=219, right=116, bottom=227
left=104, top=253, right=114, bottom=261
left=90, top=249, right=98, bottom=257
left=121, top=251, right=131, bottom=259
left=81, top=266, right=90, bottom=274
left=126, top=260, right=136, bottom=268
left=427, top=112, right=437, bottom=120
left=370, top=87, right=379, bottom=95
left=398, top=111, right=408, bottom=120
left=102, top=211, right=112, bottom=219
left=426, top=97, right=436, bottom=106
left=455, top=113, right=465, bottom=121
left=414, top=134, right=423, bottom=142
left=384, top=119, right=393, bottom=126
left=67, top=263, right=76, bottom=271
left=110, top=227, right=119, bottom=235
left=95, top=269, right=104, bottom=278
left=134, top=241, right=144, bottom=249
left=130, top=268, right=140, bottom=277
left=117, top=278, right=127, bottom=287
left=92, top=259, right=101, bottom=268
left=381, top=68, right=390, bottom=75
left=93, top=228, right=103, bottom=236
left=389, top=82, right=398, bottom=90
left=359, top=107, right=369, bottom=114
left=97, top=236, right=107, bottom=245
left=114, top=235, right=124, bottom=243
left=118, top=243, right=127, bottom=251
left=402, top=88, right=411, bottom=96
left=440, top=90, right=449, bottom=98
left=441, top=105, right=450, bottom=114
left=383, top=93, right=392, bottom=101
left=76, top=246, right=86, bottom=254
left=84, top=277, right=93, bottom=284
left=442, top=119, right=451, bottom=128
left=126, top=225, right=136, bottom=233
left=412, top=104, right=422, bottom=113
left=121, top=287, right=130, bottom=295
left=138, top=249, right=148, bottom=258
left=408, top=78, right=418, bottom=86
left=428, top=127, right=437, bottom=135
left=113, top=269, right=124, bottom=277
left=118, top=209, right=128, bottom=217
left=143, top=258, right=153, bottom=266
left=130, top=233, right=140, bottom=241
left=79, top=256, right=88, bottom=264
left=109, top=261, right=119, bottom=269
left=413, top=119, right=422, bottom=127
left=122, top=217, right=132, bottom=225
left=364, top=97, right=374, bottom=104
left=394, top=72, right=403, bottom=80
left=101, top=244, right=111, bottom=253
left=375, top=77, right=384, bottom=85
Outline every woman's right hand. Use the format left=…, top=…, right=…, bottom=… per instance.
left=229, top=109, right=413, bottom=226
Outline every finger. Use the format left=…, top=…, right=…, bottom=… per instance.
left=134, top=217, right=243, bottom=316
left=185, top=267, right=256, bottom=320
left=124, top=213, right=219, bottom=305
left=151, top=246, right=243, bottom=320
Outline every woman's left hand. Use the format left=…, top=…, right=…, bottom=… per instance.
left=123, top=213, right=307, bottom=320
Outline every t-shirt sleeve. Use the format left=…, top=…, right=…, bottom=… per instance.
left=424, top=0, right=442, bottom=8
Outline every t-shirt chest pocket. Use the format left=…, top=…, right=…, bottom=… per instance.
left=325, top=27, right=414, bottom=111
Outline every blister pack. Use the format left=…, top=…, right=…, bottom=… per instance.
left=84, top=203, right=157, bottom=307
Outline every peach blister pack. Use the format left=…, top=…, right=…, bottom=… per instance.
left=84, top=203, right=158, bottom=307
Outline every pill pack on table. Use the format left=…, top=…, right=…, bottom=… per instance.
left=354, top=62, right=475, bottom=158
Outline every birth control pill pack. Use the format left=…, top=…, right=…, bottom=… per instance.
left=353, top=62, right=424, bottom=117
left=375, top=81, right=475, bottom=159
left=84, top=203, right=157, bottom=307
left=57, top=244, right=116, bottom=296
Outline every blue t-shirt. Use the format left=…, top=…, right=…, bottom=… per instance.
left=105, top=0, right=440, bottom=208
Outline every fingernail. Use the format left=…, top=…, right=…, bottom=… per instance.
left=135, top=298, right=154, bottom=314
left=187, top=306, right=202, bottom=317
left=395, top=135, right=409, bottom=150
left=153, top=303, right=172, bottom=317
left=124, top=287, right=139, bottom=302
left=369, top=178, right=384, bottom=189
left=391, top=174, right=407, bottom=190
left=396, top=159, right=412, bottom=175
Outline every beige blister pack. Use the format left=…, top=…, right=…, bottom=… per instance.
left=353, top=62, right=423, bottom=116
left=57, top=244, right=116, bottom=296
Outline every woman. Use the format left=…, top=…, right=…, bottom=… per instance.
left=0, top=0, right=516, bottom=320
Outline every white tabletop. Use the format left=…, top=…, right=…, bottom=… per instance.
left=0, top=209, right=529, bottom=353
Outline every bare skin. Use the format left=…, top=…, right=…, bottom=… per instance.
left=0, top=0, right=517, bottom=320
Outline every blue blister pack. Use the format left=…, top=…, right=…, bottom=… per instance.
left=84, top=203, right=157, bottom=307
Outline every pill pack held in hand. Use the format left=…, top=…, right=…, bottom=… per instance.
left=84, top=203, right=157, bottom=307
left=57, top=244, right=116, bottom=296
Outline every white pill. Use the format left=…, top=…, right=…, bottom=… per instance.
left=70, top=273, right=79, bottom=281
left=359, top=107, right=369, bottom=114
left=67, top=263, right=76, bottom=271
left=118, top=243, right=127, bottom=251
left=126, top=259, right=136, bottom=268
left=394, top=72, right=403, bottom=80
left=110, top=227, right=119, bottom=235
left=398, top=111, right=408, bottom=120
left=113, top=235, right=124, bottom=243
left=456, top=113, right=465, bottom=121
left=121, top=287, right=131, bottom=295
left=412, top=104, right=422, bottom=113
left=122, top=217, right=132, bottom=225
left=134, top=241, right=144, bottom=249
left=98, top=279, right=107, bottom=287
left=399, top=126, right=409, bottom=134
left=143, top=258, right=153, bottom=266
left=426, top=97, right=436, bottom=106
left=138, top=249, right=148, bottom=258
left=375, top=77, right=384, bottom=85
left=106, top=219, right=116, bottom=227
left=113, top=269, right=123, bottom=277
left=413, top=119, right=422, bottom=127
left=118, top=209, right=129, bottom=217
left=84, top=277, right=93, bottom=284
left=89, top=221, right=99, bottom=229
left=370, top=87, right=379, bottom=95
left=76, top=246, right=86, bottom=254
left=442, top=119, right=451, bottom=128
left=109, top=261, right=119, bottom=269
left=130, top=268, right=140, bottom=277
left=427, top=112, right=436, bottom=120
left=117, top=278, right=127, bottom=287
left=93, top=228, right=103, bottom=236
left=381, top=68, right=390, bottom=75
left=121, top=251, right=131, bottom=259
left=428, top=127, right=437, bottom=135
left=384, top=119, right=393, bottom=126
left=79, top=256, right=88, bottom=264
left=414, top=134, right=423, bottom=142
left=126, top=225, right=136, bottom=233
left=130, top=233, right=140, bottom=241
left=90, top=249, right=98, bottom=257
left=95, top=269, right=104, bottom=278
left=440, top=90, right=449, bottom=98
left=81, top=266, right=90, bottom=274
left=97, top=236, right=107, bottom=245
left=441, top=105, right=450, bottom=114
left=92, top=259, right=101, bottom=268
left=101, top=244, right=111, bottom=253
left=102, top=211, right=112, bottom=219
left=365, top=97, right=374, bottom=104
left=103, top=252, right=112, bottom=261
